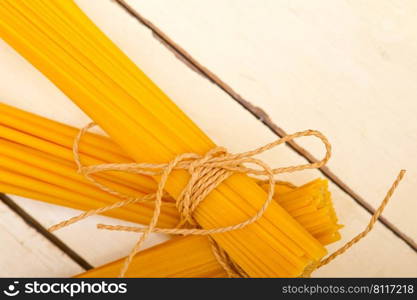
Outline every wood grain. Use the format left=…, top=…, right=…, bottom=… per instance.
left=0, top=200, right=83, bottom=277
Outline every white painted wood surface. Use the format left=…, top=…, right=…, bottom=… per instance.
left=9, top=196, right=170, bottom=268
left=0, top=201, right=82, bottom=277
left=0, top=0, right=416, bottom=276
left=127, top=0, right=417, bottom=240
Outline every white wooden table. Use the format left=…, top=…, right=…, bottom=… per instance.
left=0, top=0, right=416, bottom=277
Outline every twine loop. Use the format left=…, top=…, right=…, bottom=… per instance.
left=70, top=124, right=331, bottom=239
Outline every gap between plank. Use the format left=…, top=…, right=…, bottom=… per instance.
left=114, top=0, right=417, bottom=252
left=0, top=193, right=93, bottom=271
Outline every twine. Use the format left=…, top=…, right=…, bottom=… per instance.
left=49, top=123, right=405, bottom=278
left=315, top=169, right=406, bottom=269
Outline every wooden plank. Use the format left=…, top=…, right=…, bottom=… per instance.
left=0, top=0, right=415, bottom=276
left=9, top=196, right=170, bottom=268
left=0, top=200, right=83, bottom=277
left=124, top=0, right=417, bottom=244
left=0, top=194, right=92, bottom=271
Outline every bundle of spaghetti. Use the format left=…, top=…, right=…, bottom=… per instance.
left=0, top=103, right=341, bottom=245
left=0, top=102, right=158, bottom=194
left=259, top=179, right=342, bottom=245
left=77, top=180, right=342, bottom=278
left=0, top=122, right=336, bottom=278
left=0, top=137, right=179, bottom=227
left=0, top=0, right=328, bottom=277
left=78, top=171, right=407, bottom=278
left=0, top=105, right=178, bottom=227
left=77, top=236, right=228, bottom=278
left=0, top=107, right=341, bottom=278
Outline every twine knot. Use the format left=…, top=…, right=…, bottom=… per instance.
left=173, top=147, right=231, bottom=226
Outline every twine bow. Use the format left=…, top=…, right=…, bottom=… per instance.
left=49, top=123, right=405, bottom=278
